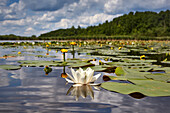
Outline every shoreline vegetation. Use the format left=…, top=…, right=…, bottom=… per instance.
left=0, top=35, right=170, bottom=41
left=0, top=10, right=170, bottom=40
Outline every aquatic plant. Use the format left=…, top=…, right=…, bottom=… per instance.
left=65, top=67, right=101, bottom=86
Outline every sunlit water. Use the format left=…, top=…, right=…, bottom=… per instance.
left=0, top=44, right=170, bottom=113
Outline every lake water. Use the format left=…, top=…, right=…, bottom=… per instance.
left=0, top=43, right=170, bottom=113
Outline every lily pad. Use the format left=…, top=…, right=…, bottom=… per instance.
left=101, top=82, right=139, bottom=94
left=68, top=62, right=95, bottom=68
left=0, top=65, right=21, bottom=70
left=87, top=65, right=108, bottom=72
left=107, top=75, right=128, bottom=81
left=35, top=55, right=57, bottom=58
left=18, top=60, right=67, bottom=67
left=101, top=80, right=170, bottom=97
left=144, top=74, right=169, bottom=82
left=115, top=67, right=125, bottom=76
left=107, top=62, right=150, bottom=67
left=161, top=61, right=170, bottom=64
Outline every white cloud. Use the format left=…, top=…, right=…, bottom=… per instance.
left=0, top=0, right=7, bottom=6
left=0, top=0, right=26, bottom=21
left=2, top=19, right=25, bottom=26
left=55, top=13, right=122, bottom=29
left=21, top=0, right=79, bottom=11
left=0, top=0, right=169, bottom=36
left=104, top=0, right=170, bottom=14
left=26, top=27, right=34, bottom=32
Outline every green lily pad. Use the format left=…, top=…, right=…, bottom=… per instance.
left=161, top=61, right=170, bottom=64
left=7, top=54, right=35, bottom=57
left=122, top=59, right=157, bottom=63
left=88, top=65, right=108, bottom=72
left=117, top=55, right=142, bottom=59
left=115, top=67, right=125, bottom=76
left=107, top=76, right=128, bottom=81
left=101, top=82, right=139, bottom=95
left=101, top=80, right=170, bottom=97
left=107, top=62, right=150, bottom=67
left=68, top=62, right=95, bottom=68
left=144, top=74, right=169, bottom=82
left=124, top=68, right=150, bottom=79
left=0, top=65, right=21, bottom=70
left=18, top=60, right=67, bottom=67
left=35, top=55, right=57, bottom=58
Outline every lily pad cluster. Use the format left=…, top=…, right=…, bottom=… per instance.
left=101, top=67, right=170, bottom=97
left=0, top=40, right=170, bottom=98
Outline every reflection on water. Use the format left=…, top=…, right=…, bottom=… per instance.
left=0, top=45, right=170, bottom=112
left=66, top=85, right=100, bottom=101
left=129, top=92, right=146, bottom=99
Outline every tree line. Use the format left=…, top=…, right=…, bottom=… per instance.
left=40, top=10, right=170, bottom=38
left=0, top=10, right=170, bottom=40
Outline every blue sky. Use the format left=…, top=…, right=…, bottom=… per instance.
left=0, top=0, right=170, bottom=36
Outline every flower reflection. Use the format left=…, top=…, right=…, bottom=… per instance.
left=61, top=66, right=68, bottom=78
left=44, top=66, right=52, bottom=75
left=66, top=84, right=100, bottom=101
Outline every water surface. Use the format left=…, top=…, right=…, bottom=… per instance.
left=0, top=44, right=170, bottom=113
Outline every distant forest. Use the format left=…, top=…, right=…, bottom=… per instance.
left=1, top=10, right=170, bottom=40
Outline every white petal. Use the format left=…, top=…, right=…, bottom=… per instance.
left=78, top=68, right=84, bottom=74
left=65, top=78, right=74, bottom=83
left=89, top=83, right=101, bottom=86
left=71, top=68, right=76, bottom=76
left=75, top=71, right=83, bottom=83
left=91, top=73, right=101, bottom=82
left=85, top=67, right=91, bottom=72
left=77, top=70, right=86, bottom=84
left=93, top=86, right=101, bottom=91
left=66, top=73, right=75, bottom=83
left=86, top=69, right=94, bottom=84
left=73, top=84, right=82, bottom=87
left=71, top=68, right=78, bottom=82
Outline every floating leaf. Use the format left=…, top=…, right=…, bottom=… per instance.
left=87, top=65, right=108, bottom=72
left=161, top=61, right=170, bottom=64
left=115, top=67, right=125, bottom=76
left=18, top=60, right=67, bottom=67
left=68, top=62, right=95, bottom=68
left=0, top=65, right=21, bottom=70
left=35, top=55, right=57, bottom=58
left=101, top=82, right=139, bottom=95
left=144, top=74, right=169, bottom=82
left=101, top=80, right=170, bottom=97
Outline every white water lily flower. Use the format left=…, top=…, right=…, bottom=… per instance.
left=65, top=67, right=101, bottom=86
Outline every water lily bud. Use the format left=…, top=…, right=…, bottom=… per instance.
left=119, top=47, right=122, bottom=50
left=93, top=59, right=96, bottom=61
left=61, top=49, right=68, bottom=53
left=140, top=55, right=145, bottom=60
left=46, top=45, right=49, bottom=47
left=61, top=73, right=68, bottom=78
left=70, top=42, right=76, bottom=45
